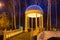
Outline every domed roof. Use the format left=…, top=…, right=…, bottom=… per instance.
left=26, top=5, right=43, bottom=12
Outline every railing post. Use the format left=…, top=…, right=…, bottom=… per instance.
left=3, top=29, right=7, bottom=40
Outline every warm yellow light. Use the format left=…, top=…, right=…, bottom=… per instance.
left=27, top=13, right=42, bottom=18
left=0, top=2, right=4, bottom=8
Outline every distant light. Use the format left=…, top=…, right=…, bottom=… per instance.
left=0, top=2, right=4, bottom=9
left=27, top=13, right=42, bottom=18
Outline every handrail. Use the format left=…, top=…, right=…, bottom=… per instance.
left=37, top=31, right=60, bottom=40
left=3, top=29, right=23, bottom=40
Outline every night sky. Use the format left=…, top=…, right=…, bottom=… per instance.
left=0, top=0, right=60, bottom=29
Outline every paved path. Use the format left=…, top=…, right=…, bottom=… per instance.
left=7, top=32, right=32, bottom=40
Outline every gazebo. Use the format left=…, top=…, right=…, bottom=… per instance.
left=25, top=5, right=43, bottom=32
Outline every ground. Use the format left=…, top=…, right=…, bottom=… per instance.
left=7, top=32, right=37, bottom=40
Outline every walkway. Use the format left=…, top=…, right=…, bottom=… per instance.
left=7, top=32, right=33, bottom=40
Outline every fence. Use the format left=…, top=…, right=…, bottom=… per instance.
left=37, top=31, right=60, bottom=40
left=3, top=29, right=23, bottom=40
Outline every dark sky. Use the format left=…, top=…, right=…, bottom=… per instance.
left=0, top=0, right=60, bottom=29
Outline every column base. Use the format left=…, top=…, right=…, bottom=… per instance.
left=25, top=29, right=28, bottom=32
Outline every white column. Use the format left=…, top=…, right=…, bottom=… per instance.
left=42, top=15, right=43, bottom=31
left=27, top=17, right=29, bottom=29
left=39, top=17, right=40, bottom=32
left=40, top=14, right=43, bottom=32
left=36, top=13, right=37, bottom=29
left=25, top=15, right=28, bottom=32
left=31, top=18, right=33, bottom=30
left=31, top=18, right=33, bottom=40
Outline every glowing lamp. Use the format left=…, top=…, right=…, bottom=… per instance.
left=0, top=2, right=4, bottom=9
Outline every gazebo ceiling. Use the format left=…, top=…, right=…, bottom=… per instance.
left=27, top=13, right=42, bottom=18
